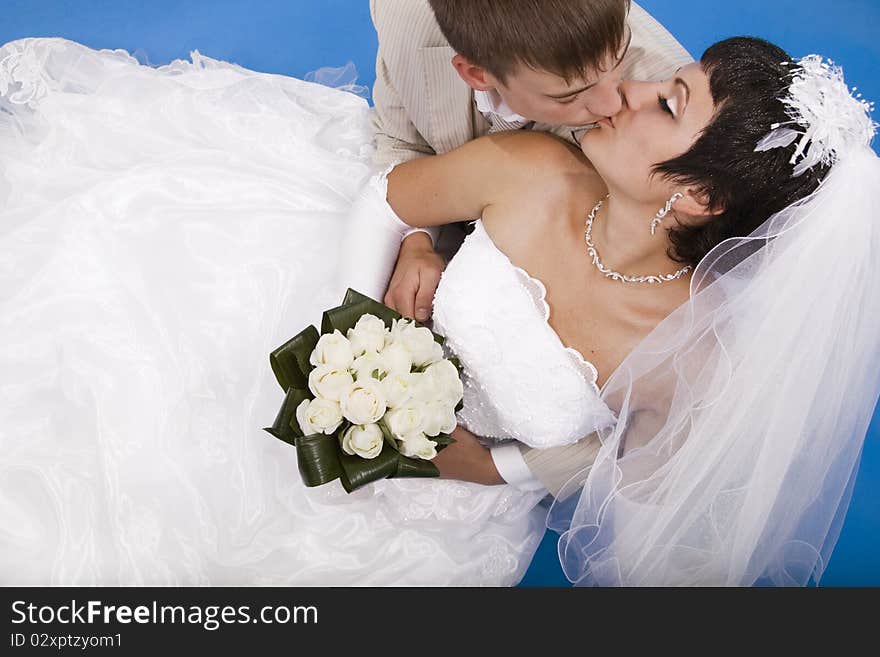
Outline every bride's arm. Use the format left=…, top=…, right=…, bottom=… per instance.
left=385, top=137, right=500, bottom=227
left=337, top=133, right=538, bottom=300
left=336, top=135, right=512, bottom=301
left=386, top=131, right=549, bottom=228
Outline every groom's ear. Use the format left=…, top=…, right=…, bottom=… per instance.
left=451, top=54, right=496, bottom=91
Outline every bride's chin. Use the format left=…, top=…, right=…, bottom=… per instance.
left=578, top=132, right=610, bottom=167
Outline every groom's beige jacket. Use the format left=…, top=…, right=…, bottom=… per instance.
left=369, top=0, right=693, bottom=496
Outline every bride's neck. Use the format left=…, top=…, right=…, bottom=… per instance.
left=590, top=193, right=683, bottom=274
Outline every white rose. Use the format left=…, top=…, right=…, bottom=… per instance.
left=350, top=351, right=386, bottom=382
left=383, top=405, right=425, bottom=440
left=440, top=406, right=458, bottom=434
left=409, top=371, right=440, bottom=404
left=309, top=329, right=355, bottom=369
left=398, top=433, right=438, bottom=460
left=420, top=401, right=457, bottom=436
left=424, top=359, right=464, bottom=405
left=295, top=398, right=343, bottom=436
left=340, top=423, right=384, bottom=459
left=390, top=319, right=444, bottom=368
left=424, top=340, right=445, bottom=367
left=346, top=314, right=389, bottom=356
left=340, top=379, right=387, bottom=425
left=307, top=365, right=354, bottom=402
left=377, top=341, right=413, bottom=376
left=380, top=371, right=415, bottom=409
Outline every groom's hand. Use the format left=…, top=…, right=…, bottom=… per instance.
left=384, top=231, right=446, bottom=322
left=432, top=425, right=505, bottom=486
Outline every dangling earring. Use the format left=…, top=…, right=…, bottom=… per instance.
left=650, top=192, right=684, bottom=236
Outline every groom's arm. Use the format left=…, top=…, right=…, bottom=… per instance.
left=515, top=439, right=602, bottom=498
left=369, top=0, right=449, bottom=317
left=383, top=232, right=446, bottom=322
left=435, top=426, right=602, bottom=498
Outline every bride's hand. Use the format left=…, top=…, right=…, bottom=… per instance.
left=432, top=425, right=505, bottom=486
left=384, top=231, right=446, bottom=322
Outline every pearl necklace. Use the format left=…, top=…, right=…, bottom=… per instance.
left=584, top=196, right=692, bottom=284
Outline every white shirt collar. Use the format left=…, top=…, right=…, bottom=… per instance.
left=473, top=88, right=528, bottom=123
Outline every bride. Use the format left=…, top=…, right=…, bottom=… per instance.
left=0, top=35, right=876, bottom=586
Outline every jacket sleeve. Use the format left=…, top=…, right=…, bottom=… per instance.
left=518, top=434, right=603, bottom=498
left=369, top=0, right=436, bottom=169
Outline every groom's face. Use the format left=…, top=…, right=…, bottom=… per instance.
left=489, top=29, right=631, bottom=128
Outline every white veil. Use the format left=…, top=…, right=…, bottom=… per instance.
left=548, top=56, right=880, bottom=586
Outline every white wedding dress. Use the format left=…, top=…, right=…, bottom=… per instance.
left=0, top=38, right=612, bottom=585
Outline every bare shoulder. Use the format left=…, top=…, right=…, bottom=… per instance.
left=482, top=131, right=590, bottom=175
left=480, top=132, right=605, bottom=214
left=474, top=132, right=606, bottom=249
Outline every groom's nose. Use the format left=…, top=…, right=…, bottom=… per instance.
left=585, top=72, right=624, bottom=119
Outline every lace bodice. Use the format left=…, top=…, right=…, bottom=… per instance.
left=432, top=221, right=615, bottom=448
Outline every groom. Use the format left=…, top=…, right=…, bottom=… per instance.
left=369, top=0, right=691, bottom=496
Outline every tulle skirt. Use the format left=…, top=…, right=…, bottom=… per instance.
left=0, top=38, right=546, bottom=586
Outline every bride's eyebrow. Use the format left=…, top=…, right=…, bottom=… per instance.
left=674, top=77, right=691, bottom=106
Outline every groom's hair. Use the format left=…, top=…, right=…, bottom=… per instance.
left=427, top=0, right=631, bottom=83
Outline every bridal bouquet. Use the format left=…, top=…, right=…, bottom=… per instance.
left=265, top=289, right=463, bottom=493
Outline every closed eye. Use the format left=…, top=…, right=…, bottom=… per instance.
left=658, top=94, right=678, bottom=117
left=557, top=93, right=580, bottom=105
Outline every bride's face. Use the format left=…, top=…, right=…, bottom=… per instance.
left=580, top=62, right=716, bottom=204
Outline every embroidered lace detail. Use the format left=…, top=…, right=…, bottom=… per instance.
left=432, top=221, right=615, bottom=449
left=369, top=161, right=396, bottom=198
left=0, top=39, right=56, bottom=108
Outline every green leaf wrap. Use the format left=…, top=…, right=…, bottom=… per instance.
left=322, top=288, right=402, bottom=335
left=394, top=455, right=440, bottom=479
left=263, top=387, right=311, bottom=446
left=269, top=324, right=319, bottom=391
left=296, top=433, right=344, bottom=487
left=338, top=449, right=401, bottom=493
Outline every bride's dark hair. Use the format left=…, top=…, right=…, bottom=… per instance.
left=657, top=37, right=831, bottom=267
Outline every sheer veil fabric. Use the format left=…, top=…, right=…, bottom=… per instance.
left=550, top=145, right=880, bottom=586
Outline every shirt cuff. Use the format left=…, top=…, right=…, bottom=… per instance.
left=401, top=226, right=440, bottom=246
left=490, top=443, right=547, bottom=492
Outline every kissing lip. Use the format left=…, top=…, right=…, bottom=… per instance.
left=599, top=116, right=615, bottom=128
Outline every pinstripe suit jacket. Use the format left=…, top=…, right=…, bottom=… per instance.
left=369, top=0, right=692, bottom=496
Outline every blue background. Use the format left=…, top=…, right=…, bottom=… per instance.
left=2, top=0, right=877, bottom=586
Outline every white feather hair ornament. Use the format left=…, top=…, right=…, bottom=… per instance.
left=755, top=55, right=877, bottom=176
